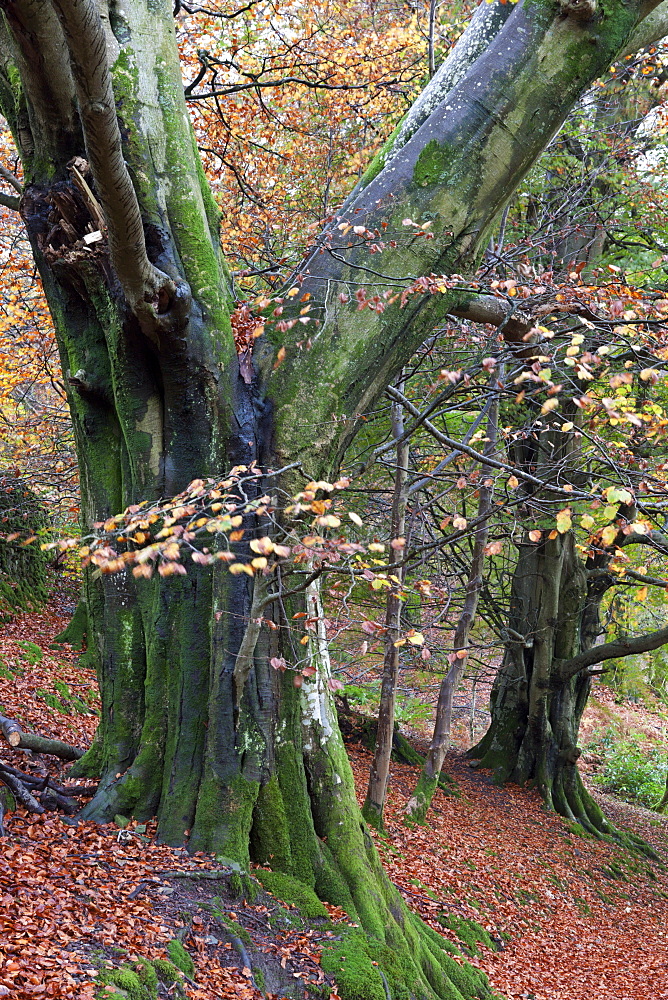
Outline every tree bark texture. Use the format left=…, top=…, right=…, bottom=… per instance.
left=0, top=0, right=661, bottom=992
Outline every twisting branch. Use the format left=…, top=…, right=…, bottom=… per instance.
left=447, top=294, right=533, bottom=341
left=558, top=625, right=668, bottom=681
left=49, top=0, right=174, bottom=316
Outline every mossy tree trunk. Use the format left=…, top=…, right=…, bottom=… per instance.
left=0, top=0, right=662, bottom=994
left=468, top=522, right=654, bottom=852
left=466, top=380, right=618, bottom=838
left=468, top=532, right=600, bottom=826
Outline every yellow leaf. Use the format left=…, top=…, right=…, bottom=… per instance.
left=229, top=562, right=254, bottom=575
left=407, top=632, right=424, bottom=645
left=601, top=525, right=617, bottom=547
left=541, top=398, right=559, bottom=415
left=556, top=508, right=572, bottom=534
left=635, top=587, right=648, bottom=601
left=273, top=346, right=286, bottom=370
left=250, top=537, right=274, bottom=555
left=318, top=514, right=341, bottom=528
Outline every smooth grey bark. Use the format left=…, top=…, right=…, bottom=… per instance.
left=49, top=0, right=169, bottom=314
left=266, top=0, right=662, bottom=474
left=362, top=383, right=410, bottom=830
left=405, top=377, right=500, bottom=823
left=623, top=0, right=668, bottom=53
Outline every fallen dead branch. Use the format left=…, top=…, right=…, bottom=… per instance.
left=0, top=713, right=84, bottom=759
left=0, top=757, right=98, bottom=831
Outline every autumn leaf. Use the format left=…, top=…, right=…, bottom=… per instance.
left=556, top=508, right=572, bottom=533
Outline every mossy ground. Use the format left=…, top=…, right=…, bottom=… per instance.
left=95, top=957, right=186, bottom=1000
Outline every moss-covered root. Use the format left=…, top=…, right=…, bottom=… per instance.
left=254, top=869, right=329, bottom=919
left=256, top=863, right=493, bottom=1000
left=51, top=599, right=88, bottom=651
left=549, top=767, right=659, bottom=860
left=96, top=955, right=188, bottom=999
left=281, top=741, right=493, bottom=996
left=67, top=726, right=104, bottom=779
left=320, top=910, right=493, bottom=1000
left=404, top=770, right=439, bottom=826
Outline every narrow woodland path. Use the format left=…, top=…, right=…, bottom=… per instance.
left=1, top=599, right=667, bottom=999
left=348, top=741, right=668, bottom=1000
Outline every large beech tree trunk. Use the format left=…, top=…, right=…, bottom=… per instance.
left=0, top=0, right=664, bottom=993
left=469, top=533, right=599, bottom=821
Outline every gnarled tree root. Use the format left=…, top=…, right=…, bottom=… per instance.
left=468, top=741, right=658, bottom=860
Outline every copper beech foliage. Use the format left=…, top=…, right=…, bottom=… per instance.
left=176, top=0, right=446, bottom=276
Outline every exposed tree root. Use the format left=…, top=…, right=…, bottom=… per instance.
left=468, top=744, right=658, bottom=861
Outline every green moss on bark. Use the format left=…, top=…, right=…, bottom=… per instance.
left=321, top=929, right=387, bottom=1000
left=51, top=599, right=88, bottom=651
left=254, top=870, right=329, bottom=919
left=437, top=916, right=496, bottom=958
left=405, top=773, right=439, bottom=826
left=358, top=115, right=407, bottom=189
left=190, top=771, right=259, bottom=861
left=413, top=139, right=458, bottom=189
left=250, top=774, right=294, bottom=873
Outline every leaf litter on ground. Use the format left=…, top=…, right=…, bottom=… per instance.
left=0, top=597, right=667, bottom=999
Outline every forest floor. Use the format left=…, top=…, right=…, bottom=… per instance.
left=0, top=599, right=667, bottom=999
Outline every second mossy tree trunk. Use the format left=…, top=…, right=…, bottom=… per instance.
left=468, top=530, right=648, bottom=851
